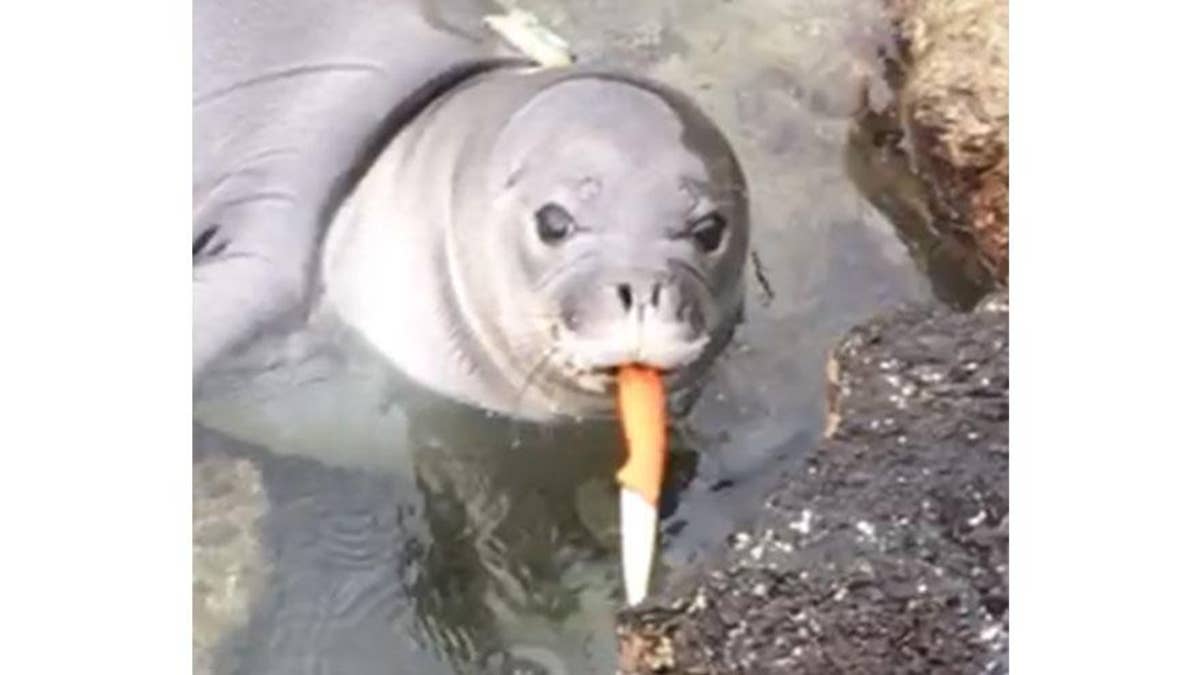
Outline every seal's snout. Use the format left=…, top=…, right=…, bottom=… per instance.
left=554, top=269, right=711, bottom=385
left=608, top=276, right=702, bottom=332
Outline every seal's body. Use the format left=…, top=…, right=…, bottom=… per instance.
left=194, top=0, right=749, bottom=420
left=193, top=0, right=517, bottom=373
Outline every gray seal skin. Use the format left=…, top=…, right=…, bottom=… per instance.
left=194, top=0, right=750, bottom=421
left=193, top=0, right=519, bottom=374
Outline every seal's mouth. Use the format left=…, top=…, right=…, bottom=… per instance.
left=583, top=364, right=689, bottom=392
left=551, top=329, right=710, bottom=396
left=578, top=365, right=681, bottom=391
left=540, top=271, right=717, bottom=400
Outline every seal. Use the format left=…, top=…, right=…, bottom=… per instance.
left=320, top=67, right=749, bottom=420
left=194, top=0, right=750, bottom=421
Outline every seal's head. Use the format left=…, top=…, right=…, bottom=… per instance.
left=448, top=73, right=749, bottom=416
left=324, top=68, right=749, bottom=419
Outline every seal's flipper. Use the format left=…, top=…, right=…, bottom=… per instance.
left=192, top=206, right=312, bottom=375
left=192, top=0, right=516, bottom=376
left=194, top=257, right=294, bottom=375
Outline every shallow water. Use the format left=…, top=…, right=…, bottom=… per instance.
left=193, top=1, right=933, bottom=673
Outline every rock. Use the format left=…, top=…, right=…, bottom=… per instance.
left=902, top=0, right=1008, bottom=278
left=193, top=434, right=270, bottom=675
left=616, top=295, right=1009, bottom=674
left=893, top=0, right=1008, bottom=283
left=848, top=0, right=1008, bottom=305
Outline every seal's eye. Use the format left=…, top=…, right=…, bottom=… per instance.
left=535, top=203, right=576, bottom=245
left=691, top=213, right=727, bottom=253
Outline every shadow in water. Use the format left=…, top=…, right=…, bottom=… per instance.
left=196, top=389, right=706, bottom=674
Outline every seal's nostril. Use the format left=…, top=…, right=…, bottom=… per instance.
left=650, top=283, right=661, bottom=308
left=616, top=283, right=633, bottom=312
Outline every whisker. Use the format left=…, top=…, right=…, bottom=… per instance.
left=500, top=343, right=561, bottom=444
left=512, top=344, right=559, bottom=416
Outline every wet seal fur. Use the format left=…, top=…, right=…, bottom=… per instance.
left=194, top=0, right=750, bottom=420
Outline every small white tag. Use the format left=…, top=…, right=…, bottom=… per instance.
left=483, top=8, right=575, bottom=67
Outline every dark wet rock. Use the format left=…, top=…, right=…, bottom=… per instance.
left=617, top=295, right=1008, bottom=673
left=848, top=0, right=1008, bottom=306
